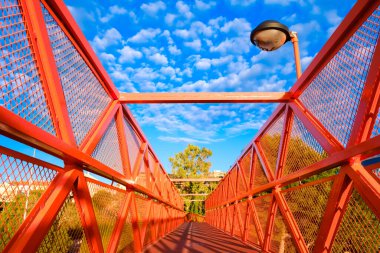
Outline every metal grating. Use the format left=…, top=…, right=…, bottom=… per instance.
left=332, top=189, right=380, bottom=252
left=284, top=115, right=328, bottom=176
left=41, top=4, right=112, bottom=145
left=116, top=200, right=134, bottom=253
left=252, top=153, right=269, bottom=188
left=237, top=167, right=247, bottom=196
left=37, top=192, right=90, bottom=253
left=0, top=151, right=57, bottom=251
left=259, top=113, right=285, bottom=174
left=87, top=180, right=125, bottom=251
left=232, top=205, right=242, bottom=238
left=134, top=195, right=150, bottom=236
left=372, top=111, right=380, bottom=137
left=253, top=195, right=272, bottom=237
left=300, top=6, right=380, bottom=147
left=247, top=201, right=260, bottom=245
left=270, top=206, right=297, bottom=253
left=123, top=117, right=141, bottom=171
left=239, top=150, right=252, bottom=189
left=91, top=119, right=123, bottom=174
left=0, top=1, right=56, bottom=135
left=282, top=179, right=333, bottom=252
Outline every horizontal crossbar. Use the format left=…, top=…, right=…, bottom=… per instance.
left=171, top=178, right=221, bottom=182
left=119, top=92, right=291, bottom=103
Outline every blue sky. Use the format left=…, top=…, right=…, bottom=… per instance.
left=61, top=0, right=357, bottom=173
left=1, top=0, right=357, bottom=173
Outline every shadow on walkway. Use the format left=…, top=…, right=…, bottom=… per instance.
left=144, top=222, right=259, bottom=253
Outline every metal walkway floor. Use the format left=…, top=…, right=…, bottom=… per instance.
left=144, top=222, right=259, bottom=253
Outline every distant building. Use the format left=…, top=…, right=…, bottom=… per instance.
left=209, top=170, right=226, bottom=178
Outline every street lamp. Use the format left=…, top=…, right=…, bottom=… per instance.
left=250, top=20, right=302, bottom=79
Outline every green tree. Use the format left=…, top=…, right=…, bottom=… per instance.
left=169, top=144, right=216, bottom=215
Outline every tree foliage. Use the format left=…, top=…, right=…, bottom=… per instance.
left=169, top=144, right=216, bottom=215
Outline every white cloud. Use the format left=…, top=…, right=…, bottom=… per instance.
left=220, top=18, right=251, bottom=35
left=100, top=5, right=127, bottom=23
left=176, top=1, right=193, bottom=19
left=184, top=39, right=202, bottom=51
left=211, top=37, right=250, bottom=55
left=174, top=21, right=212, bottom=40
left=129, top=28, right=161, bottom=43
left=100, top=52, right=116, bottom=62
left=92, top=28, right=122, bottom=50
left=141, top=1, right=166, bottom=16
left=195, top=58, right=211, bottom=70
left=148, top=53, right=168, bottom=65
left=168, top=45, right=182, bottom=55
left=67, top=6, right=95, bottom=29
left=158, top=136, right=219, bottom=144
left=290, top=21, right=320, bottom=37
left=134, top=68, right=160, bottom=81
left=228, top=0, right=256, bottom=6
left=325, top=10, right=342, bottom=25
left=195, top=0, right=216, bottom=10
left=325, top=10, right=342, bottom=36
left=165, top=13, right=177, bottom=26
left=301, top=54, right=315, bottom=69
left=264, top=0, right=305, bottom=6
left=118, top=46, right=143, bottom=63
left=174, top=29, right=191, bottom=39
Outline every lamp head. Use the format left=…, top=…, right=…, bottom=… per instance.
left=250, top=20, right=291, bottom=51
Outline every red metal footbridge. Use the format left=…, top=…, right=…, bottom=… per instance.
left=1, top=0, right=380, bottom=252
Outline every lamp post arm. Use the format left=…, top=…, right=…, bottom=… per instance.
left=290, top=32, right=302, bottom=79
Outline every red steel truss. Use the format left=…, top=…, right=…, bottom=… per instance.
left=205, top=1, right=380, bottom=253
left=0, top=1, right=184, bottom=252
left=1, top=0, right=380, bottom=253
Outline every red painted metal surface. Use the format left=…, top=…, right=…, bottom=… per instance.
left=206, top=1, right=380, bottom=253
left=1, top=0, right=380, bottom=252
left=0, top=1, right=185, bottom=252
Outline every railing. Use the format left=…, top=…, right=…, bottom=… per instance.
left=205, top=1, right=380, bottom=253
left=0, top=1, right=185, bottom=252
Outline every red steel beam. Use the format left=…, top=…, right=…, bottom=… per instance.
left=22, top=0, right=76, bottom=145
left=4, top=169, right=81, bottom=253
left=290, top=100, right=343, bottom=154
left=119, top=92, right=292, bottom=103
left=107, top=191, right=133, bottom=253
left=42, top=0, right=119, bottom=99
left=205, top=134, right=380, bottom=209
left=73, top=173, right=104, bottom=253
left=347, top=34, right=380, bottom=146
left=290, top=0, right=380, bottom=97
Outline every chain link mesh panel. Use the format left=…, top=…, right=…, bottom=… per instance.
left=332, top=189, right=380, bottom=252
left=270, top=206, right=297, bottom=253
left=300, top=6, right=380, bottom=147
left=37, top=192, right=90, bottom=253
left=134, top=195, right=150, bottom=240
left=41, top=4, right=112, bottom=145
left=253, top=195, right=272, bottom=238
left=116, top=199, right=135, bottom=253
left=247, top=202, right=261, bottom=246
left=239, top=150, right=252, bottom=188
left=0, top=151, right=58, bottom=251
left=284, top=115, right=328, bottom=176
left=91, top=119, right=124, bottom=175
left=0, top=1, right=56, bottom=135
left=252, top=153, right=269, bottom=188
left=282, top=179, right=333, bottom=252
left=259, top=113, right=285, bottom=174
left=86, top=179, right=125, bottom=251
left=123, top=117, right=142, bottom=171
